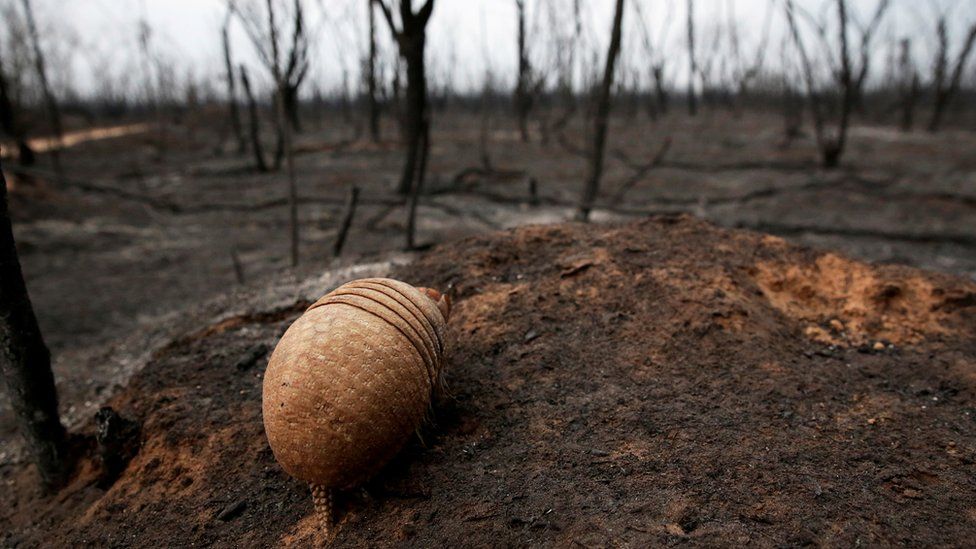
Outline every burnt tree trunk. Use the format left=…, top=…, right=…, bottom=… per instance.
left=223, top=12, right=247, bottom=154
left=367, top=0, right=381, bottom=142
left=514, top=0, right=532, bottom=143
left=824, top=0, right=854, bottom=169
left=375, top=0, right=435, bottom=196
left=0, top=157, right=68, bottom=490
left=900, top=73, right=920, bottom=132
left=265, top=0, right=299, bottom=266
left=283, top=0, right=309, bottom=135
left=686, top=0, right=698, bottom=116
left=0, top=58, right=34, bottom=166
left=406, top=120, right=430, bottom=250
left=784, top=0, right=859, bottom=169
left=633, top=0, right=668, bottom=119
left=401, top=41, right=428, bottom=195
left=848, top=0, right=891, bottom=116
left=282, top=84, right=301, bottom=133
left=239, top=66, right=268, bottom=172
left=653, top=65, right=668, bottom=115
left=333, top=185, right=360, bottom=257
left=480, top=76, right=493, bottom=170
left=392, top=57, right=404, bottom=139
left=780, top=80, right=803, bottom=147
left=576, top=0, right=625, bottom=222
left=897, top=39, right=920, bottom=132
left=279, top=82, right=299, bottom=267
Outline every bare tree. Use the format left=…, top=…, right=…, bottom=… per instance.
left=928, top=17, right=976, bottom=132
left=265, top=0, right=300, bottom=266
left=541, top=0, right=582, bottom=142
left=784, top=0, right=848, bottom=168
left=222, top=6, right=247, bottom=154
left=577, top=0, right=625, bottom=222
left=230, top=0, right=305, bottom=264
left=232, top=0, right=310, bottom=139
left=686, top=0, right=698, bottom=116
left=239, top=65, right=269, bottom=171
left=727, top=0, right=773, bottom=108
left=633, top=0, right=674, bottom=119
left=366, top=0, right=381, bottom=142
left=514, top=0, right=536, bottom=142
left=1, top=156, right=68, bottom=490
left=391, top=55, right=404, bottom=137
left=374, top=0, right=435, bottom=195
left=19, top=0, right=62, bottom=174
left=697, top=16, right=726, bottom=109
left=784, top=0, right=888, bottom=168
left=281, top=3, right=310, bottom=135
left=849, top=0, right=892, bottom=114
left=137, top=18, right=167, bottom=157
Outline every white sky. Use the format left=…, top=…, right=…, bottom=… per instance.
left=6, top=0, right=976, bottom=100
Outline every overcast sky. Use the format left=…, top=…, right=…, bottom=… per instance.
left=5, top=0, right=976, bottom=99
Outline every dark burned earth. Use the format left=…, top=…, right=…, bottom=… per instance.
left=3, top=216, right=976, bottom=547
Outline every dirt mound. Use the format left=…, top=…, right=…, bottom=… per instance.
left=3, top=215, right=976, bottom=547
left=753, top=250, right=976, bottom=346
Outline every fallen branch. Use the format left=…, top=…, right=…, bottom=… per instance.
left=656, top=159, right=817, bottom=173
left=447, top=166, right=526, bottom=190
left=7, top=164, right=181, bottom=212
left=609, top=137, right=672, bottom=205
left=4, top=164, right=403, bottom=214
left=364, top=200, right=403, bottom=230
left=441, top=162, right=539, bottom=208
left=424, top=198, right=501, bottom=230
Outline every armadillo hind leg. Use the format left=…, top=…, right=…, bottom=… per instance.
left=310, top=483, right=333, bottom=533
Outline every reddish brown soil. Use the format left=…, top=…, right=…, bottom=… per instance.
left=3, top=216, right=976, bottom=547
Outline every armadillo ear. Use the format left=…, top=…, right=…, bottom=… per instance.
left=417, top=287, right=451, bottom=321
left=436, top=293, right=451, bottom=321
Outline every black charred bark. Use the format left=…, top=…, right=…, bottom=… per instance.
left=374, top=0, right=434, bottom=195
left=223, top=14, right=247, bottom=154
left=367, top=0, right=381, bottom=142
left=514, top=0, right=533, bottom=142
left=0, top=157, right=68, bottom=490
left=239, top=66, right=268, bottom=172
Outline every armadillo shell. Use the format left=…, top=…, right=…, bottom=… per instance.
left=262, top=278, right=448, bottom=490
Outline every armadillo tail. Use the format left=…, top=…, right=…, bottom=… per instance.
left=310, top=483, right=333, bottom=534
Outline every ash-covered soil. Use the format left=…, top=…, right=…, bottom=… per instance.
left=3, top=111, right=975, bottom=449
left=3, top=216, right=975, bottom=547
